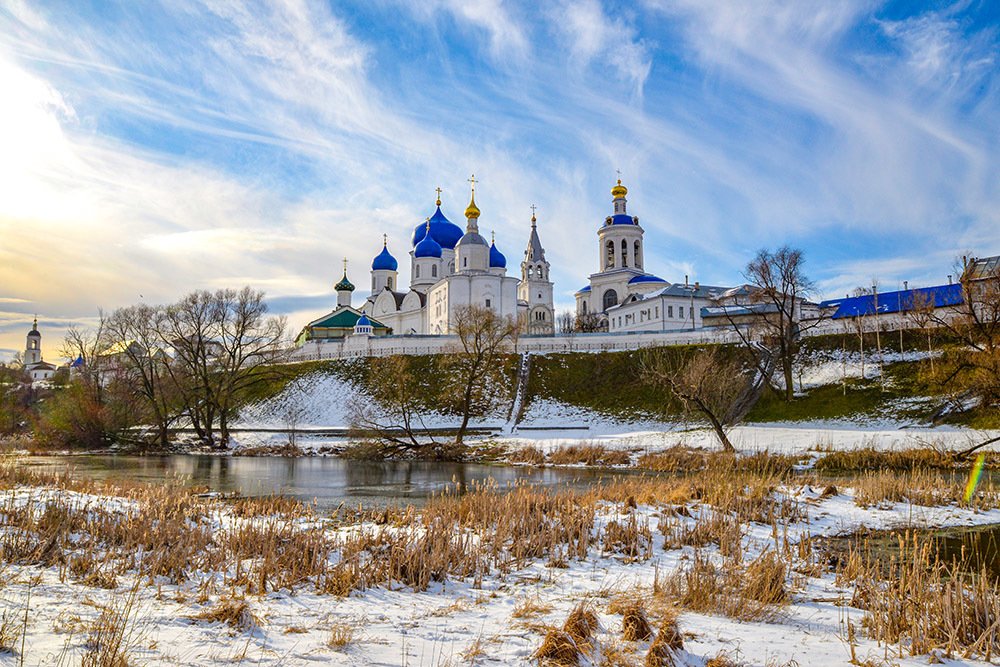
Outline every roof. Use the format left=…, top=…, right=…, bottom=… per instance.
left=524, top=222, right=546, bottom=261
left=628, top=274, right=667, bottom=285
left=819, top=283, right=963, bottom=319
left=965, top=255, right=1000, bottom=281
left=701, top=302, right=781, bottom=318
left=608, top=214, right=637, bottom=225
left=371, top=244, right=398, bottom=271
left=489, top=241, right=507, bottom=268
left=334, top=273, right=355, bottom=291
left=412, top=206, right=464, bottom=249
left=414, top=232, right=443, bottom=258
left=26, top=360, right=58, bottom=371
left=307, top=307, right=387, bottom=330
left=653, top=283, right=730, bottom=299
left=576, top=285, right=592, bottom=293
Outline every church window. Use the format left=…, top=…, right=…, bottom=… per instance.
left=537, top=293, right=541, bottom=299
left=485, top=298, right=491, bottom=308
left=528, top=267, right=533, bottom=279
left=387, top=277, right=393, bottom=289
left=655, top=306, right=659, bottom=318
left=679, top=306, right=684, bottom=319
left=634, top=241, right=641, bottom=268
left=668, top=305, right=673, bottom=318
left=582, top=301, right=588, bottom=314
left=605, top=241, right=615, bottom=269
left=621, top=239, right=628, bottom=267
left=602, top=289, right=618, bottom=311
left=432, top=265, right=437, bottom=277
left=463, top=257, right=467, bottom=268
left=415, top=265, right=420, bottom=278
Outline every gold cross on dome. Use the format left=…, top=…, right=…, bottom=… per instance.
left=616, top=168, right=622, bottom=179
left=435, top=186, right=442, bottom=205
left=342, top=257, right=348, bottom=274
left=530, top=204, right=537, bottom=216
left=467, top=174, right=477, bottom=193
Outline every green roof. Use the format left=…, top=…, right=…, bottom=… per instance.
left=308, top=308, right=387, bottom=330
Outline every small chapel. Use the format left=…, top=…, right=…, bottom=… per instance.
left=23, top=318, right=58, bottom=382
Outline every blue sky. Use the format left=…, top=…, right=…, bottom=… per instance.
left=0, top=0, right=997, bottom=359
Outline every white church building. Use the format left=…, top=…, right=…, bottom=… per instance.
left=23, top=318, right=58, bottom=382
left=294, top=181, right=556, bottom=347
left=575, top=179, right=666, bottom=318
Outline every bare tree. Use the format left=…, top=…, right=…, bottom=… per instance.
left=441, top=304, right=519, bottom=445
left=556, top=311, right=576, bottom=335
left=347, top=355, right=443, bottom=457
left=158, top=287, right=287, bottom=449
left=739, top=246, right=818, bottom=401
left=575, top=311, right=605, bottom=333
left=903, top=289, right=937, bottom=374
left=640, top=346, right=759, bottom=452
left=104, top=304, right=180, bottom=448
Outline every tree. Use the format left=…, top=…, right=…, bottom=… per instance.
left=556, top=311, right=576, bottom=335
left=903, top=289, right=937, bottom=374
left=104, top=304, right=181, bottom=448
left=441, top=304, right=519, bottom=445
left=729, top=246, right=818, bottom=401
left=640, top=346, right=761, bottom=452
left=347, top=355, right=445, bottom=457
left=575, top=311, right=605, bottom=333
left=158, top=287, right=287, bottom=449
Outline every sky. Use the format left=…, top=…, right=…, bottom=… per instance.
left=0, top=0, right=997, bottom=361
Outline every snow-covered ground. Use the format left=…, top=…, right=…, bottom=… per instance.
left=2, top=483, right=998, bottom=666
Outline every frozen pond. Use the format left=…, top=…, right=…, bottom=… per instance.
left=17, top=454, right=647, bottom=512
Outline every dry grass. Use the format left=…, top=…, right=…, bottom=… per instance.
left=852, top=470, right=999, bottom=509
left=508, top=446, right=546, bottom=465
left=814, top=446, right=962, bottom=472
left=80, top=584, right=142, bottom=667
left=533, top=627, right=582, bottom=666
left=615, top=599, right=652, bottom=642
left=838, top=531, right=1000, bottom=659
left=548, top=445, right=630, bottom=467
left=327, top=622, right=354, bottom=649
left=513, top=595, right=553, bottom=619
left=0, top=609, right=20, bottom=655
left=192, top=596, right=257, bottom=631
left=644, top=612, right=682, bottom=666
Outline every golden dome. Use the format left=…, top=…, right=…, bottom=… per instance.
left=465, top=194, right=480, bottom=219
left=611, top=179, right=628, bottom=198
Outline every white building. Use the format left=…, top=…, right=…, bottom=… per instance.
left=606, top=281, right=728, bottom=333
left=23, top=318, right=58, bottom=382
left=575, top=180, right=675, bottom=324
left=365, top=185, right=550, bottom=335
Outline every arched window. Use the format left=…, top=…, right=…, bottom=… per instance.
left=606, top=241, right=615, bottom=269
left=432, top=265, right=438, bottom=277
left=634, top=240, right=641, bottom=269
left=603, top=289, right=618, bottom=311
left=387, top=276, right=393, bottom=289
left=582, top=301, right=588, bottom=314
left=528, top=267, right=533, bottom=279
left=621, top=239, right=628, bottom=267
left=415, top=265, right=420, bottom=278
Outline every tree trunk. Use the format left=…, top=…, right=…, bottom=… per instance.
left=782, top=358, right=794, bottom=401
left=705, top=410, right=735, bottom=452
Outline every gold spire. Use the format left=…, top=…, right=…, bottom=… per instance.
left=611, top=178, right=627, bottom=198
left=465, top=174, right=480, bottom=219
left=435, top=186, right=442, bottom=207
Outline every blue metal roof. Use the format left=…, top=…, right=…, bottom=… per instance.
left=609, top=214, right=636, bottom=225
left=371, top=244, right=398, bottom=271
left=414, top=232, right=443, bottom=258
left=489, top=241, right=506, bottom=268
left=412, top=206, right=464, bottom=249
left=820, top=283, right=963, bottom=319
left=628, top=274, right=666, bottom=284
left=576, top=285, right=592, bottom=293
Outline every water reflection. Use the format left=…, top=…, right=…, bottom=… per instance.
left=19, top=455, right=640, bottom=513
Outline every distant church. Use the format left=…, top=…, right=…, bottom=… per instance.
left=23, top=318, right=58, bottom=382
left=296, top=179, right=555, bottom=344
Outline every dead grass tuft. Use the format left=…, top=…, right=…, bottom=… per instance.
left=644, top=612, right=682, bottom=666
left=193, top=597, right=257, bottom=631
left=533, top=627, right=582, bottom=666
left=327, top=622, right=353, bottom=649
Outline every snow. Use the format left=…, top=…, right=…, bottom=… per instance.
left=3, top=481, right=1000, bottom=666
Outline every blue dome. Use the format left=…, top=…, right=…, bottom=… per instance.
left=610, top=214, right=636, bottom=225
left=414, top=232, right=442, bottom=258
left=577, top=285, right=592, bottom=293
left=629, top=274, right=667, bottom=284
left=489, top=241, right=506, bottom=268
left=356, top=313, right=371, bottom=327
left=371, top=244, right=398, bottom=271
left=412, top=206, right=464, bottom=249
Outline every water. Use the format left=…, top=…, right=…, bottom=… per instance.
left=17, top=455, right=643, bottom=513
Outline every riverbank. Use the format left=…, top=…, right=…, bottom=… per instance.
left=2, top=454, right=1000, bottom=665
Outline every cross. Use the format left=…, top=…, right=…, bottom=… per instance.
left=530, top=204, right=537, bottom=217
left=467, top=174, right=477, bottom=194
left=435, top=186, right=442, bottom=205
left=383, top=233, right=387, bottom=246
left=616, top=168, right=622, bottom=179
left=342, top=257, right=348, bottom=274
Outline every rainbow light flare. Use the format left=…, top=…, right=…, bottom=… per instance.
left=964, top=453, right=988, bottom=503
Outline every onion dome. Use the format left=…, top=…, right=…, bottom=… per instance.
left=27, top=316, right=40, bottom=337
left=608, top=214, right=638, bottom=225
left=334, top=273, right=355, bottom=292
left=356, top=313, right=371, bottom=327
left=414, top=220, right=443, bottom=258
left=465, top=193, right=480, bottom=219
left=371, top=237, right=398, bottom=271
left=411, top=194, right=464, bottom=249
left=489, top=236, right=506, bottom=268
left=611, top=178, right=628, bottom=198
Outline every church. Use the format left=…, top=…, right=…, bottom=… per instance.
left=23, top=318, right=58, bottom=382
left=575, top=179, right=676, bottom=323
left=295, top=179, right=555, bottom=345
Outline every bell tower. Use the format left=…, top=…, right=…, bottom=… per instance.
left=519, top=207, right=554, bottom=335
left=25, top=317, right=42, bottom=365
